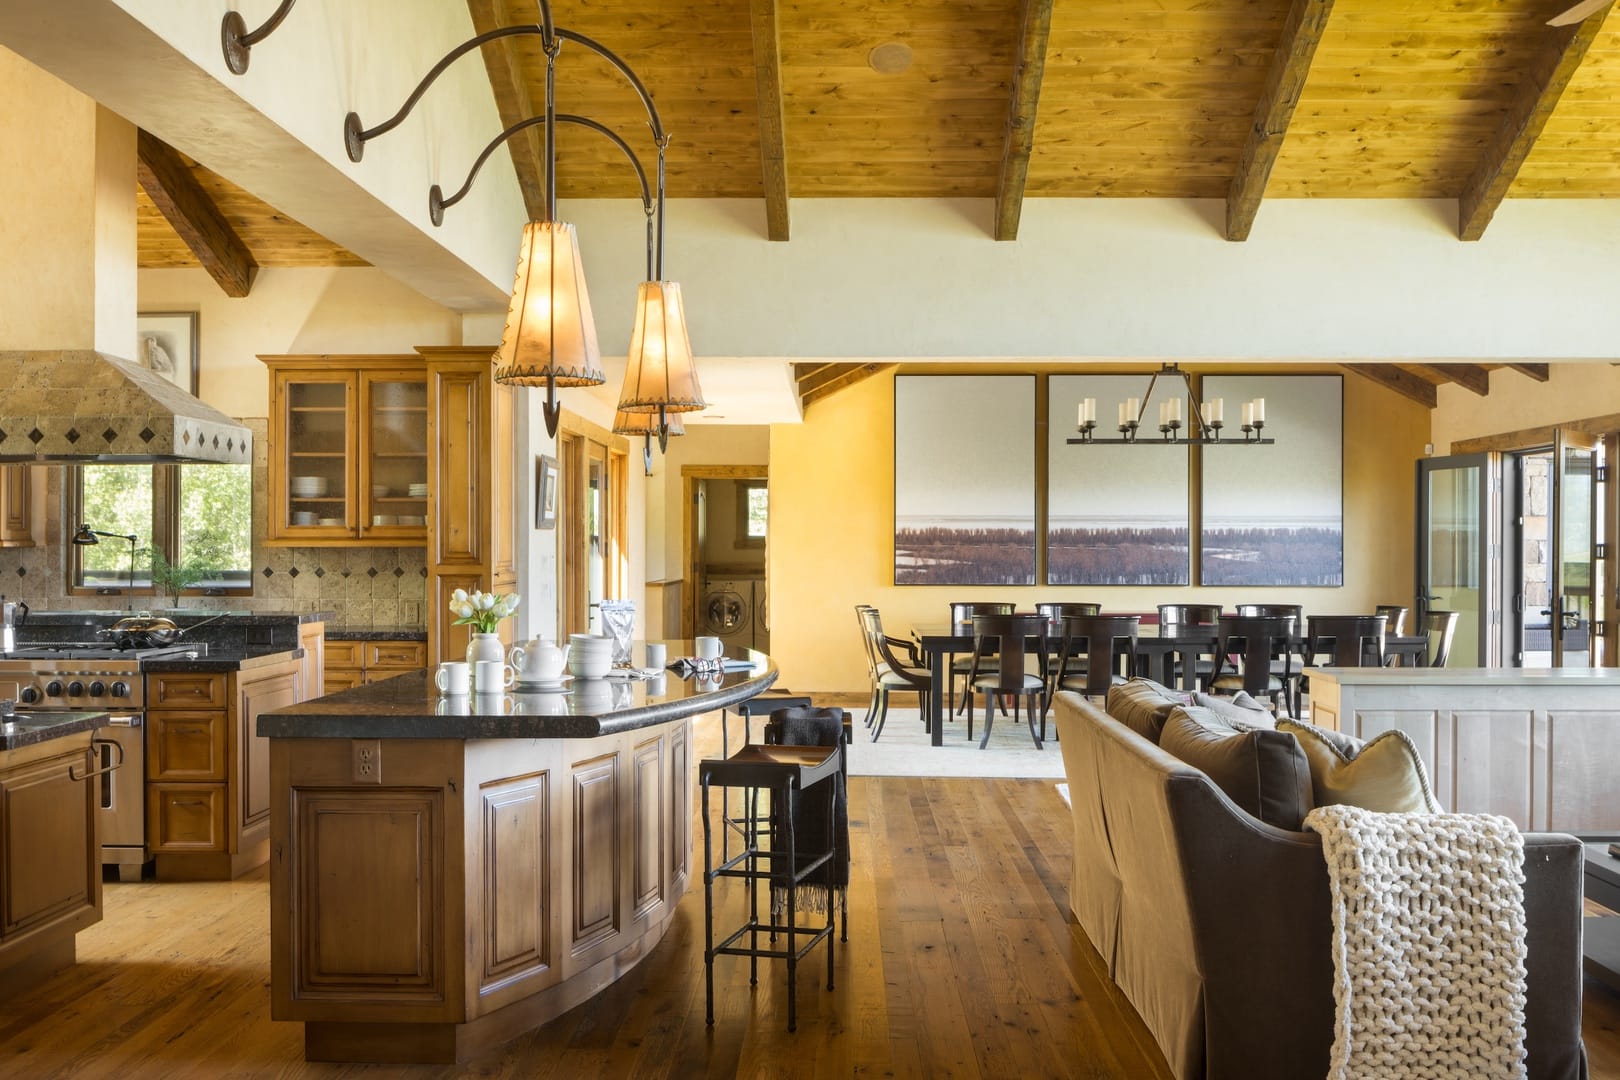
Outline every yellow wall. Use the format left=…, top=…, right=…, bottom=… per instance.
left=1431, top=364, right=1620, bottom=451
left=768, top=365, right=1431, bottom=692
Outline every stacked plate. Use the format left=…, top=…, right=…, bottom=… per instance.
left=568, top=634, right=613, bottom=679
left=291, top=475, right=329, bottom=498
left=372, top=483, right=390, bottom=498
left=291, top=510, right=317, bottom=525
left=407, top=482, right=429, bottom=498
left=317, top=517, right=344, bottom=526
left=372, top=514, right=398, bottom=526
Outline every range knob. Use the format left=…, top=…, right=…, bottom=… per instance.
left=19, top=686, right=38, bottom=704
left=45, top=680, right=63, bottom=697
left=109, top=681, right=130, bottom=698
left=88, top=680, right=106, bottom=697
left=66, top=680, right=85, bottom=697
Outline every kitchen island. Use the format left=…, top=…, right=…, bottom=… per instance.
left=257, top=646, right=778, bottom=1064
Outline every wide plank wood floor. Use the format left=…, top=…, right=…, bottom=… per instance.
left=1, top=709, right=1617, bottom=1078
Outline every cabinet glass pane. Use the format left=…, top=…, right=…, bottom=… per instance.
left=366, top=380, right=428, bottom=529
left=286, top=381, right=349, bottom=529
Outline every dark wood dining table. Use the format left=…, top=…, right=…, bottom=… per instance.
left=911, top=622, right=1431, bottom=745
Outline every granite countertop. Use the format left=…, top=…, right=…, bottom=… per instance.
left=326, top=626, right=428, bottom=641
left=0, top=710, right=108, bottom=751
left=142, top=646, right=305, bottom=673
left=259, top=643, right=778, bottom=740
left=20, top=609, right=334, bottom=625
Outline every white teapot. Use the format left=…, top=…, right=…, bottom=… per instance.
left=509, top=635, right=569, bottom=684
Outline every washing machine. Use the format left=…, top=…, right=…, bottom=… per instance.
left=703, top=576, right=761, bottom=651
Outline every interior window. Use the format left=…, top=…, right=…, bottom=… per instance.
left=178, top=464, right=253, bottom=591
left=76, top=465, right=156, bottom=591
left=72, top=463, right=253, bottom=595
left=742, top=482, right=768, bottom=543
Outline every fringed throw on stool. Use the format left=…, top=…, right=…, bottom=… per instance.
left=765, top=707, right=849, bottom=920
left=1303, top=804, right=1529, bottom=1080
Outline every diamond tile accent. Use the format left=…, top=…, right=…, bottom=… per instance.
left=419, top=568, right=428, bottom=577
left=287, top=567, right=300, bottom=578
left=314, top=567, right=326, bottom=578
left=0, top=428, right=8, bottom=443
left=139, top=427, right=156, bottom=443
left=392, top=567, right=405, bottom=578
left=64, top=428, right=80, bottom=444
left=182, top=430, right=192, bottom=446
left=15, top=567, right=24, bottom=577
left=27, top=428, right=43, bottom=444
left=340, top=569, right=351, bottom=578
left=102, top=428, right=118, bottom=443
left=261, top=567, right=274, bottom=578
left=367, top=568, right=379, bottom=578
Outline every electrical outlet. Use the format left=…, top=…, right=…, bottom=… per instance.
left=351, top=739, right=382, bottom=784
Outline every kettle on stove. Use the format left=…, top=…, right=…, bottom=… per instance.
left=1, top=595, right=28, bottom=654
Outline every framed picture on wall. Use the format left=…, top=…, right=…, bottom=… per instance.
left=135, top=311, right=199, bottom=395
left=536, top=454, right=559, bottom=529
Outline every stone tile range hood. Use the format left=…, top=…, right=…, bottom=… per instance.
left=0, top=351, right=251, bottom=464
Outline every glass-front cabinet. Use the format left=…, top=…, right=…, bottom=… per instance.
left=264, top=357, right=428, bottom=546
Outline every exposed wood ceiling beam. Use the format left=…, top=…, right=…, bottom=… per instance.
left=793, top=362, right=840, bottom=384
left=801, top=363, right=895, bottom=409
left=1226, top=0, right=1337, bottom=241
left=1458, top=4, right=1612, bottom=241
left=797, top=362, right=866, bottom=396
left=749, top=0, right=789, bottom=241
left=1507, top=363, right=1551, bottom=382
left=1341, top=364, right=1437, bottom=409
left=993, top=0, right=1054, bottom=242
left=1405, top=362, right=1491, bottom=397
left=467, top=0, right=546, bottom=221
left=135, top=130, right=258, bottom=298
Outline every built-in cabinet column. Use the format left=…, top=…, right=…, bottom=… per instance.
left=419, top=347, right=518, bottom=667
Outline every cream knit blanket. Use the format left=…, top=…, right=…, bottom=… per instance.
left=1303, top=805, right=1529, bottom=1080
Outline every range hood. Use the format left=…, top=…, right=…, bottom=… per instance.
left=0, top=350, right=251, bottom=464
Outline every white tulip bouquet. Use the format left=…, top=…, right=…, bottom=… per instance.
left=448, top=588, right=521, bottom=633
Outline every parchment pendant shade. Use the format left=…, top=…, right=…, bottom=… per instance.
left=494, top=221, right=605, bottom=388
left=616, top=281, right=705, bottom=414
left=611, top=409, right=685, bottom=438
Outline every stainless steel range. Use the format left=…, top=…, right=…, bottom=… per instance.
left=0, top=641, right=204, bottom=879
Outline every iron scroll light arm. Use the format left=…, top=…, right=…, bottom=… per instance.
left=221, top=0, right=297, bottom=76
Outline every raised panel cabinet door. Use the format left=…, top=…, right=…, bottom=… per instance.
left=478, top=771, right=553, bottom=1002
left=492, top=380, right=518, bottom=580
left=323, top=639, right=363, bottom=669
left=358, top=372, right=429, bottom=545
left=150, top=673, right=227, bottom=709
left=430, top=573, right=486, bottom=669
left=0, top=746, right=96, bottom=937
left=367, top=642, right=428, bottom=670
left=323, top=670, right=366, bottom=695
left=234, top=668, right=300, bottom=842
left=569, top=752, right=621, bottom=957
left=298, top=623, right=325, bottom=702
left=146, top=711, right=227, bottom=782
left=668, top=721, right=690, bottom=887
left=427, top=367, right=487, bottom=567
left=0, top=464, right=33, bottom=547
left=147, top=783, right=227, bottom=852
left=631, top=735, right=665, bottom=920
left=271, top=370, right=359, bottom=543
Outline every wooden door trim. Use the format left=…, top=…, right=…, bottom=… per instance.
left=1452, top=412, right=1620, bottom=454
left=679, top=465, right=767, bottom=640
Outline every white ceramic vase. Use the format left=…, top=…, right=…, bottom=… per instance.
left=466, top=632, right=505, bottom=669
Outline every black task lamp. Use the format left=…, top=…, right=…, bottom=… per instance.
left=72, top=525, right=139, bottom=611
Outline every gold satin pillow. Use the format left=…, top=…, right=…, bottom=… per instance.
left=1277, top=719, right=1438, bottom=814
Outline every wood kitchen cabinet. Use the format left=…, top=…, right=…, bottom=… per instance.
left=0, top=731, right=101, bottom=998
left=324, top=637, right=427, bottom=695
left=147, top=654, right=304, bottom=880
left=0, top=465, right=37, bottom=548
left=261, top=355, right=429, bottom=547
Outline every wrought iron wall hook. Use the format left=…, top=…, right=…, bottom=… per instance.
left=221, top=0, right=296, bottom=76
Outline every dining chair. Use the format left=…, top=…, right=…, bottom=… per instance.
left=1155, top=603, right=1222, bottom=687
left=1421, top=610, right=1460, bottom=668
left=858, top=606, right=932, bottom=742
left=1157, top=603, right=1222, bottom=631
left=947, top=601, right=1014, bottom=717
left=1208, top=614, right=1300, bottom=713
left=1048, top=614, right=1140, bottom=729
left=965, top=613, right=1048, bottom=749
left=1374, top=604, right=1409, bottom=636
left=1234, top=603, right=1306, bottom=680
left=1037, top=602, right=1103, bottom=679
left=1301, top=614, right=1387, bottom=715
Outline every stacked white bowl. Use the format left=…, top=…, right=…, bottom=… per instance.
left=568, top=633, right=613, bottom=679
left=408, top=482, right=430, bottom=498
left=290, top=475, right=328, bottom=498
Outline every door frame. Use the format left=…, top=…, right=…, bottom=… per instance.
left=680, top=465, right=767, bottom=639
left=1553, top=428, right=1601, bottom=667
left=557, top=411, right=630, bottom=638
left=1414, top=452, right=1499, bottom=667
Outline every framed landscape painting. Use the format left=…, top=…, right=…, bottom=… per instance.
left=894, top=374, right=1036, bottom=585
left=1199, top=374, right=1343, bottom=586
left=1047, top=375, right=1190, bottom=585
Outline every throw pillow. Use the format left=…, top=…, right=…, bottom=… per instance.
left=1277, top=719, right=1439, bottom=814
left=1191, top=691, right=1276, bottom=730
left=1106, top=677, right=1189, bottom=744
left=1159, top=706, right=1314, bottom=831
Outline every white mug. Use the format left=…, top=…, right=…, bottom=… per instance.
left=645, top=642, right=667, bottom=669
left=695, top=635, right=723, bottom=660
left=473, top=659, right=514, bottom=693
left=435, top=661, right=469, bottom=695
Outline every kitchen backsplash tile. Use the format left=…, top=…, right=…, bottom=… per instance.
left=0, top=417, right=428, bottom=629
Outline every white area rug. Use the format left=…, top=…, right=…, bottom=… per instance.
left=846, top=707, right=1067, bottom=779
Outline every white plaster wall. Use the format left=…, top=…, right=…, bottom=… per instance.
left=1431, top=364, right=1620, bottom=452
left=557, top=197, right=1620, bottom=362
left=138, top=267, right=463, bottom=417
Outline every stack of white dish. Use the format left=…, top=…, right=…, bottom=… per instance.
left=290, top=475, right=328, bottom=498
left=371, top=483, right=390, bottom=498
left=372, top=514, right=398, bottom=526
left=568, top=634, right=613, bottom=678
left=407, top=482, right=429, bottom=498
left=291, top=510, right=317, bottom=525
left=317, top=516, right=344, bottom=526
left=400, top=515, right=427, bottom=526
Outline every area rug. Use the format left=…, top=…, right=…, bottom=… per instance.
left=844, top=707, right=1066, bottom=779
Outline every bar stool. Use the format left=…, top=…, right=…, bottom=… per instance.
left=718, top=693, right=817, bottom=865
left=700, top=739, right=843, bottom=1032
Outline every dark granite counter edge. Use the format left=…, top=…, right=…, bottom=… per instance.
left=258, top=665, right=778, bottom=740
left=326, top=628, right=428, bottom=642
left=0, top=711, right=108, bottom=751
left=20, top=610, right=335, bottom=626
left=141, top=647, right=304, bottom=673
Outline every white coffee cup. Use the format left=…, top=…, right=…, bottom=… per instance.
left=473, top=659, right=514, bottom=693
left=695, top=635, right=723, bottom=660
left=645, top=642, right=667, bottom=669
left=435, top=661, right=469, bottom=695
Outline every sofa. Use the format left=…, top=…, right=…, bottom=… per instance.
left=1050, top=685, right=1588, bottom=1080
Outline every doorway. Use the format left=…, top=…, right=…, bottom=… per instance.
left=558, top=414, right=630, bottom=638
left=680, top=465, right=767, bottom=646
left=1506, top=435, right=1601, bottom=668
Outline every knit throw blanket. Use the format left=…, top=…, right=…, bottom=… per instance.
left=1303, top=805, right=1529, bottom=1080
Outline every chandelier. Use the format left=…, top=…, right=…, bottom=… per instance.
left=1066, top=364, right=1273, bottom=446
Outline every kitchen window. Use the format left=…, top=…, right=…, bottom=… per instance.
left=68, top=464, right=253, bottom=596
left=737, top=481, right=768, bottom=546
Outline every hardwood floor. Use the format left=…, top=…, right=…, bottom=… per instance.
left=0, top=709, right=1616, bottom=1078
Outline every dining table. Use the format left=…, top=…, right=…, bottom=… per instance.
left=910, top=620, right=1431, bottom=746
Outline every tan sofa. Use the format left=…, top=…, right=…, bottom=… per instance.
left=1051, top=688, right=1588, bottom=1080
